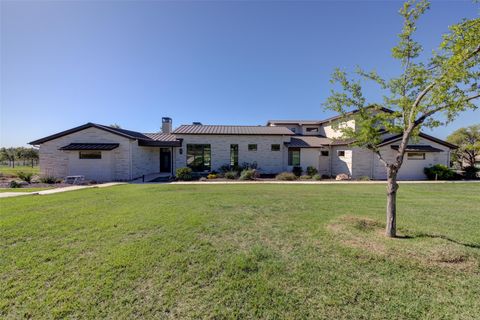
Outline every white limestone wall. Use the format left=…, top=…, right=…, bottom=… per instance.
left=331, top=146, right=353, bottom=176
left=36, top=127, right=132, bottom=181
left=131, top=145, right=160, bottom=179
left=373, top=137, right=450, bottom=180
left=322, top=119, right=356, bottom=138
left=174, top=134, right=290, bottom=174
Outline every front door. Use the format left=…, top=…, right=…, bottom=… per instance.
left=160, top=148, right=171, bottom=173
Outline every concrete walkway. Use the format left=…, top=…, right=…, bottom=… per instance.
left=0, top=182, right=126, bottom=199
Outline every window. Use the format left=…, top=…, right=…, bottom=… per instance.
left=306, top=127, right=319, bottom=133
left=187, top=144, right=211, bottom=172
left=290, top=127, right=296, bottom=133
left=248, top=144, right=257, bottom=151
left=230, top=144, right=239, bottom=166
left=407, top=152, right=425, bottom=160
left=321, top=150, right=329, bottom=156
left=271, top=144, right=280, bottom=151
left=337, top=150, right=346, bottom=157
left=79, top=151, right=101, bottom=159
left=288, top=148, right=300, bottom=166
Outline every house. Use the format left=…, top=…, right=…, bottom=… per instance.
left=29, top=110, right=457, bottom=182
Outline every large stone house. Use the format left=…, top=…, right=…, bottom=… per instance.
left=29, top=109, right=457, bottom=182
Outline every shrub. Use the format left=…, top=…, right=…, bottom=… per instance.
left=176, top=167, right=193, bottom=181
left=39, top=176, right=57, bottom=184
left=9, top=180, right=21, bottom=188
left=224, top=171, right=238, bottom=179
left=312, top=174, right=322, bottom=180
left=424, top=164, right=455, bottom=180
left=463, top=166, right=479, bottom=179
left=300, top=175, right=312, bottom=180
left=306, top=166, right=318, bottom=176
left=207, top=173, right=218, bottom=180
left=358, top=176, right=371, bottom=181
left=321, top=174, right=331, bottom=179
left=17, top=171, right=33, bottom=183
left=239, top=169, right=259, bottom=181
left=276, top=172, right=297, bottom=181
left=292, top=166, right=303, bottom=177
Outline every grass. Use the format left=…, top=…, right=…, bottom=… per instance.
left=0, top=187, right=53, bottom=193
left=0, top=165, right=39, bottom=177
left=1, top=183, right=479, bottom=319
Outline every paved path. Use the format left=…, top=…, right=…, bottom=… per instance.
left=0, top=182, right=126, bottom=199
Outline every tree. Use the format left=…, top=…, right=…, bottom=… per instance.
left=324, top=0, right=479, bottom=237
left=447, top=124, right=480, bottom=169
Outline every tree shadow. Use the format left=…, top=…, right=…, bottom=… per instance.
left=397, top=233, right=480, bottom=249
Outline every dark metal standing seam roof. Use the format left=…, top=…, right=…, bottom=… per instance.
left=58, top=143, right=120, bottom=150
left=285, top=136, right=332, bottom=148
left=139, top=133, right=182, bottom=147
left=390, top=145, right=444, bottom=152
left=173, top=125, right=294, bottom=135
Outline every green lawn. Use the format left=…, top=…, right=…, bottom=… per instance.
left=1, top=184, right=479, bottom=319
left=0, top=165, right=39, bottom=177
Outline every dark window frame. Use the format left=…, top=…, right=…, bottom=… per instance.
left=186, top=144, right=211, bottom=172
left=321, top=150, right=329, bottom=157
left=288, top=148, right=301, bottom=166
left=248, top=144, right=257, bottom=151
left=230, top=144, right=239, bottom=166
left=337, top=150, right=346, bottom=157
left=306, top=127, right=319, bottom=132
left=79, top=151, right=102, bottom=159
left=271, top=144, right=280, bottom=151
left=407, top=152, right=426, bottom=160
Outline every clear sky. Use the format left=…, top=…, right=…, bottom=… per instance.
left=1, top=0, right=478, bottom=147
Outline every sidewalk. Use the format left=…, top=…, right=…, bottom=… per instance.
left=0, top=182, right=126, bottom=199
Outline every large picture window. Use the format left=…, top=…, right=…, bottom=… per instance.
left=79, top=151, right=101, bottom=159
left=187, top=144, right=211, bottom=172
left=230, top=144, right=239, bottom=166
left=288, top=148, right=300, bottom=166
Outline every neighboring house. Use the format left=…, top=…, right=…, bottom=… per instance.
left=29, top=110, right=457, bottom=182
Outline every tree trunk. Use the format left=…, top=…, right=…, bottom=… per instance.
left=386, top=166, right=399, bottom=237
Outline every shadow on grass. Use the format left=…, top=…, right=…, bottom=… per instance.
left=397, top=233, right=480, bottom=249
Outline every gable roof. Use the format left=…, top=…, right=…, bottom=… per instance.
left=29, top=123, right=151, bottom=145
left=172, top=125, right=294, bottom=135
left=377, top=132, right=457, bottom=149
left=267, top=106, right=395, bottom=126
left=29, top=123, right=182, bottom=147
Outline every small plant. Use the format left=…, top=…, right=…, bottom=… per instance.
left=17, top=171, right=33, bottom=183
left=306, top=166, right=318, bottom=176
left=224, top=171, right=238, bottom=180
left=321, top=174, right=331, bottom=180
left=312, top=174, right=322, bottom=180
left=9, top=180, right=21, bottom=188
left=463, top=166, right=479, bottom=179
left=176, top=167, right=193, bottom=181
left=299, top=175, right=312, bottom=180
left=239, top=169, right=258, bottom=181
left=292, top=166, right=303, bottom=177
left=276, top=172, right=297, bottom=181
left=424, top=165, right=455, bottom=180
left=207, top=173, right=218, bottom=179
left=39, top=176, right=57, bottom=184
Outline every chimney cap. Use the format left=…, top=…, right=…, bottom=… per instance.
left=192, top=122, right=202, bottom=125
left=162, top=117, right=172, bottom=123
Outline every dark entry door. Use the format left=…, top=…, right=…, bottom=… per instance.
left=160, top=148, right=171, bottom=173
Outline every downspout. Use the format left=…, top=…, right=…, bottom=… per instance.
left=371, top=150, right=375, bottom=179
left=329, top=145, right=333, bottom=177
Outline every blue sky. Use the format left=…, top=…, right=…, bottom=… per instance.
left=1, top=0, right=478, bottom=147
